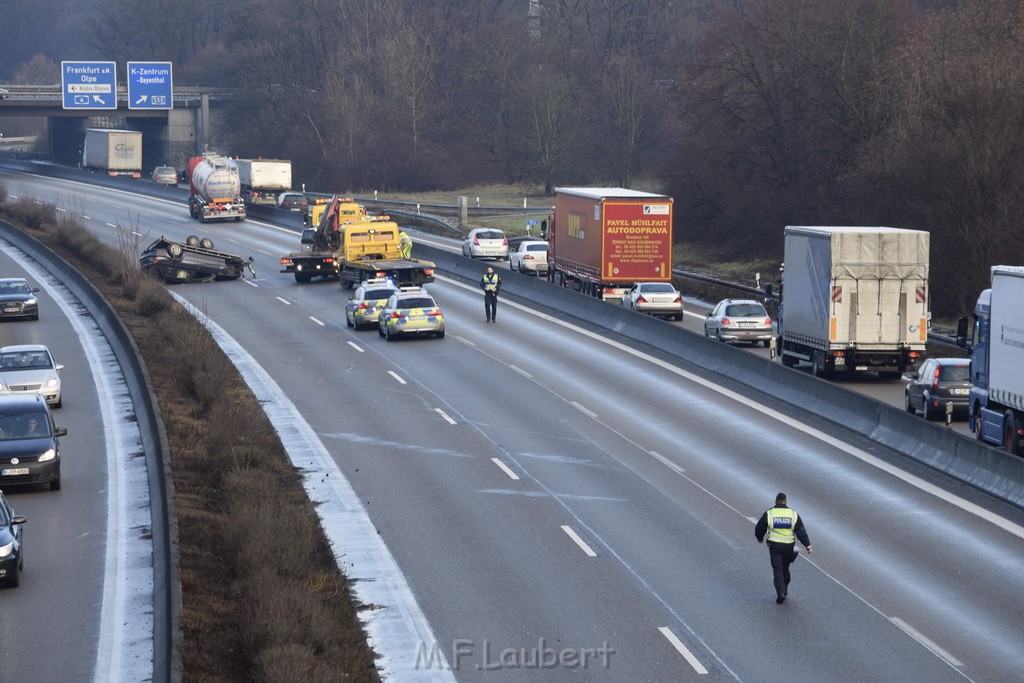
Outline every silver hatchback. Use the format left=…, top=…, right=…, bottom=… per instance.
left=462, top=229, right=509, bottom=261
left=704, top=299, right=774, bottom=346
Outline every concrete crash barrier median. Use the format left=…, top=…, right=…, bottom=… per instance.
left=417, top=241, right=1024, bottom=510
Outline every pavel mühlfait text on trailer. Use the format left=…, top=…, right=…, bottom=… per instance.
left=415, top=638, right=615, bottom=671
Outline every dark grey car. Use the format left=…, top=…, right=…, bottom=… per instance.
left=0, top=278, right=40, bottom=321
left=0, top=489, right=25, bottom=587
left=904, top=358, right=971, bottom=420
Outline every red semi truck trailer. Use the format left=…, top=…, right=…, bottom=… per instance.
left=545, top=188, right=674, bottom=300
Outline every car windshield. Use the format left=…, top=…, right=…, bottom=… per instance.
left=0, top=351, right=51, bottom=369
left=477, top=231, right=504, bottom=240
left=725, top=303, right=767, bottom=317
left=640, top=284, right=675, bottom=293
left=939, top=365, right=970, bottom=381
left=365, top=289, right=395, bottom=300
left=0, top=412, right=51, bottom=440
left=399, top=297, right=435, bottom=309
left=0, top=281, right=30, bottom=294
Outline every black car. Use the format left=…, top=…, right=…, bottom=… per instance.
left=904, top=358, right=972, bottom=420
left=277, top=192, right=308, bottom=211
left=139, top=235, right=255, bottom=283
left=0, top=489, right=26, bottom=587
left=0, top=277, right=40, bottom=321
left=0, top=393, right=67, bottom=491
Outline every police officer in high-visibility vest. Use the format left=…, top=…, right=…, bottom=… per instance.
left=754, top=492, right=812, bottom=603
left=480, top=266, right=502, bottom=322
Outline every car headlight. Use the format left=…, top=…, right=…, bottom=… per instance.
left=46, top=378, right=60, bottom=388
left=25, top=298, right=37, bottom=305
left=0, top=541, right=13, bottom=558
left=38, top=448, right=56, bottom=462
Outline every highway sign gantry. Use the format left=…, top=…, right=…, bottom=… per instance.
left=128, top=62, right=173, bottom=110
left=62, top=61, right=117, bottom=110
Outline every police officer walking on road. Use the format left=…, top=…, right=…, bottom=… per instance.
left=755, top=492, right=812, bottom=603
left=480, top=266, right=502, bottom=322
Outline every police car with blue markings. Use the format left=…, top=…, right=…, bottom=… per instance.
left=377, top=287, right=445, bottom=341
left=345, top=278, right=400, bottom=330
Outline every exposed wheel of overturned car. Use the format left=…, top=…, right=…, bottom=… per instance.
left=200, top=238, right=214, bottom=250
left=186, top=235, right=200, bottom=246
left=167, top=243, right=184, bottom=260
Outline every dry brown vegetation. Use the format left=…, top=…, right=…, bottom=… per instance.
left=0, top=194, right=380, bottom=683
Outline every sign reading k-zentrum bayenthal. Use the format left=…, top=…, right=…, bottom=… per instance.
left=127, top=62, right=173, bottom=110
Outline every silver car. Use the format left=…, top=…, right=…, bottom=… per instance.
left=0, top=345, right=63, bottom=408
left=151, top=166, right=178, bottom=185
left=621, top=282, right=684, bottom=320
left=462, top=229, right=509, bottom=260
left=508, top=239, right=548, bottom=275
left=704, top=299, right=773, bottom=346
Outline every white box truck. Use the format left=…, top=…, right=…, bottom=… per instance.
left=959, top=266, right=1024, bottom=454
left=236, top=159, right=292, bottom=204
left=82, top=129, right=143, bottom=178
left=777, top=226, right=930, bottom=378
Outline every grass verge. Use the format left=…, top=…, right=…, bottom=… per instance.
left=0, top=193, right=381, bottom=682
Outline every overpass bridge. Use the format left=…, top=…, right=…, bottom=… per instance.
left=0, top=84, right=224, bottom=171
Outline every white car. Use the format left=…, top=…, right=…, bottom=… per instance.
left=508, top=239, right=548, bottom=275
left=0, top=345, right=63, bottom=408
left=621, top=282, right=684, bottom=320
left=461, top=229, right=509, bottom=260
left=704, top=298, right=774, bottom=346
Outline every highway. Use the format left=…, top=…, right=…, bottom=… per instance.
left=0, top=231, right=152, bottom=682
left=2, top=164, right=1023, bottom=681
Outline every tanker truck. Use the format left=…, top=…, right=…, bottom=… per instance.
left=187, top=154, right=246, bottom=223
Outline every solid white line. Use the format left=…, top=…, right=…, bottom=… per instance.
left=890, top=618, right=964, bottom=668
left=81, top=214, right=91, bottom=219
left=243, top=280, right=258, bottom=288
left=309, top=316, right=325, bottom=326
left=276, top=296, right=291, bottom=305
left=347, top=341, right=364, bottom=353
left=561, top=525, right=597, bottom=557
left=435, top=408, right=457, bottom=425
left=571, top=401, right=597, bottom=418
left=388, top=370, right=407, bottom=384
left=491, top=458, right=520, bottom=480
left=650, top=450, right=685, bottom=475
left=658, top=627, right=709, bottom=674
left=56, top=207, right=65, bottom=212
left=509, top=364, right=533, bottom=379
left=106, top=222, right=117, bottom=228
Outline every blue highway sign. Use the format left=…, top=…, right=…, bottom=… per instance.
left=62, top=61, right=117, bottom=110
left=128, top=62, right=173, bottom=110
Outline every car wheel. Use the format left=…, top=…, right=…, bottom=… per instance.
left=200, top=238, right=214, bottom=250
left=675, top=313, right=684, bottom=322
left=378, top=324, right=385, bottom=338
left=436, top=329, right=445, bottom=339
left=974, top=407, right=985, bottom=440
left=50, top=477, right=61, bottom=491
left=904, top=390, right=916, bottom=414
left=295, top=272, right=312, bottom=283
left=1004, top=411, right=1020, bottom=455
left=346, top=314, right=354, bottom=328
left=199, top=213, right=208, bottom=224
left=186, top=235, right=200, bottom=246
left=385, top=326, right=394, bottom=341
left=31, top=313, right=39, bottom=321
left=715, top=329, right=724, bottom=342
left=922, top=393, right=934, bottom=421
left=167, top=243, right=184, bottom=260
left=6, top=565, right=18, bottom=587
left=54, top=397, right=62, bottom=409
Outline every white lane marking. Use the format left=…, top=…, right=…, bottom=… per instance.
left=561, top=525, right=597, bottom=557
left=571, top=401, right=597, bottom=419
left=746, top=516, right=758, bottom=523
left=435, top=408, right=457, bottom=425
left=436, top=274, right=1024, bottom=542
left=81, top=214, right=91, bottom=219
left=509, top=364, right=533, bottom=379
left=491, top=458, right=520, bottom=480
left=1, top=241, right=153, bottom=682
left=309, top=316, right=325, bottom=326
left=650, top=451, right=685, bottom=475
left=168, top=293, right=454, bottom=680
left=388, top=370, right=407, bottom=385
left=347, top=341, right=364, bottom=353
left=243, top=280, right=258, bottom=288
left=454, top=335, right=476, bottom=347
left=57, top=207, right=66, bottom=212
left=106, top=222, right=117, bottom=228
left=658, top=627, right=709, bottom=674
left=276, top=296, right=291, bottom=305
left=890, top=618, right=964, bottom=668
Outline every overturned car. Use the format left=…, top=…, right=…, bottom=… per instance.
left=140, top=235, right=255, bottom=283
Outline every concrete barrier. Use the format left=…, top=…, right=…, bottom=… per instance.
left=417, top=241, right=1024, bottom=510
